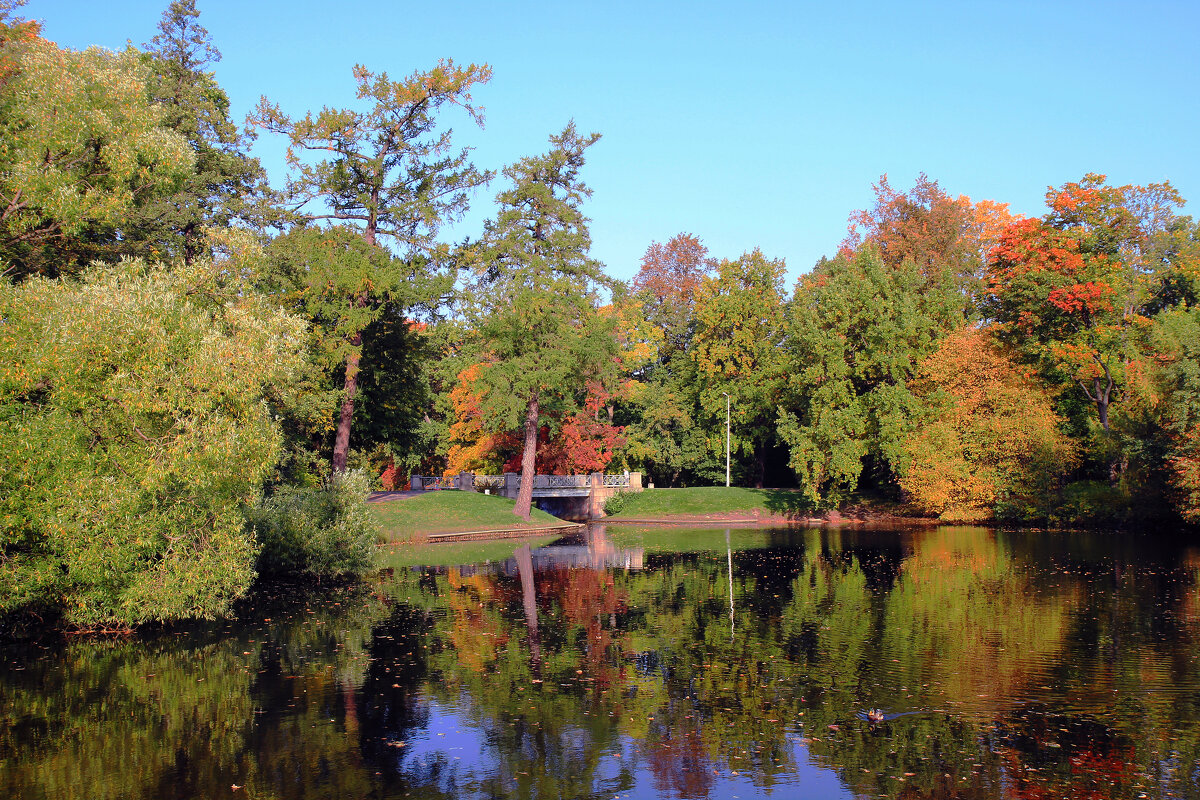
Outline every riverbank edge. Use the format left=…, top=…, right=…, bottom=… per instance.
left=604, top=505, right=942, bottom=527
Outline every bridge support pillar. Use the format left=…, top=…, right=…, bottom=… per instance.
left=503, top=472, right=519, bottom=499
left=589, top=472, right=604, bottom=518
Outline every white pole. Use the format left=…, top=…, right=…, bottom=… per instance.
left=723, top=391, right=730, bottom=487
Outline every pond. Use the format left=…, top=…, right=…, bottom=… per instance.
left=3, top=524, right=1200, bottom=799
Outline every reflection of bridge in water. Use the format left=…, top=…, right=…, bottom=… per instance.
left=442, top=526, right=644, bottom=577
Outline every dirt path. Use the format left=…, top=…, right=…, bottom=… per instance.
left=366, top=490, right=423, bottom=503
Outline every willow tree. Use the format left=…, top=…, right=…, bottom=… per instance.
left=463, top=123, right=618, bottom=519
left=0, top=21, right=193, bottom=279
left=251, top=59, right=491, bottom=472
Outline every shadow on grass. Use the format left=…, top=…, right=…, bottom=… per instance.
left=755, top=488, right=814, bottom=520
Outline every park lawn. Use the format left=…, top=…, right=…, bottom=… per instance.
left=369, top=490, right=567, bottom=543
left=606, top=486, right=807, bottom=519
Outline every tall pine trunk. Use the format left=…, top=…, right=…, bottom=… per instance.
left=514, top=393, right=539, bottom=520
left=331, top=337, right=362, bottom=474
left=331, top=222, right=376, bottom=475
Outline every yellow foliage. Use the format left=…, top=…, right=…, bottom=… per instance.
left=900, top=327, right=1077, bottom=520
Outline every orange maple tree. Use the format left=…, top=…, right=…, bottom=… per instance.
left=841, top=173, right=1020, bottom=295
left=984, top=174, right=1181, bottom=433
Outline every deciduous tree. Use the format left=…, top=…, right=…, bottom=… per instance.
left=779, top=248, right=960, bottom=504
left=0, top=258, right=308, bottom=626
left=631, top=233, right=714, bottom=359
left=690, top=249, right=787, bottom=487
left=898, top=327, right=1077, bottom=521
left=0, top=29, right=193, bottom=278
left=984, top=174, right=1186, bottom=440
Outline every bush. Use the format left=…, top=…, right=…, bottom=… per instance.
left=603, top=492, right=629, bottom=516
left=0, top=260, right=308, bottom=627
left=249, top=469, right=379, bottom=578
left=1051, top=480, right=1128, bottom=527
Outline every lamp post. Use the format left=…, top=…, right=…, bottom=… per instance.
left=722, top=391, right=730, bottom=487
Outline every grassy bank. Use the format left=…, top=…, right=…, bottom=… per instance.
left=369, top=490, right=567, bottom=542
left=605, top=486, right=808, bottom=519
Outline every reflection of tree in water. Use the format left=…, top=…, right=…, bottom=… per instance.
left=8, top=528, right=1200, bottom=799
left=357, top=604, right=435, bottom=781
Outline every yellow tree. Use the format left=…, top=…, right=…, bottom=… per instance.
left=899, top=327, right=1077, bottom=521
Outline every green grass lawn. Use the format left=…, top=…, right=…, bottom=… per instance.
left=606, top=486, right=808, bottom=518
left=369, top=490, right=566, bottom=543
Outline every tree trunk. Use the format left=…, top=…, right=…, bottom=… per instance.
left=513, top=393, right=539, bottom=520
left=753, top=440, right=765, bottom=489
left=331, top=339, right=362, bottom=474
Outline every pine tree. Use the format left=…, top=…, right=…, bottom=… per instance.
left=464, top=123, right=618, bottom=518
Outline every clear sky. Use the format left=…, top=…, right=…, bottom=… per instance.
left=29, top=0, right=1200, bottom=286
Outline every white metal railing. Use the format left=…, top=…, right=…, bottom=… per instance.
left=603, top=474, right=630, bottom=487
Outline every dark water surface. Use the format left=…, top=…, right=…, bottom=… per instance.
left=4, top=524, right=1200, bottom=799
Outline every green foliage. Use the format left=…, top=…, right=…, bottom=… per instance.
left=0, top=258, right=308, bottom=626
left=462, top=123, right=619, bottom=515
left=0, top=33, right=193, bottom=278
left=248, top=469, right=378, bottom=578
left=602, top=491, right=629, bottom=516
left=1051, top=480, right=1129, bottom=527
left=120, top=0, right=273, bottom=265
left=690, top=249, right=788, bottom=485
left=252, top=59, right=487, bottom=473
left=779, top=248, right=960, bottom=505
left=1147, top=307, right=1200, bottom=521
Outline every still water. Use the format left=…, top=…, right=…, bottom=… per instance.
left=3, top=524, right=1200, bottom=800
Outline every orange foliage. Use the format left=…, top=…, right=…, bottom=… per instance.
left=445, top=363, right=518, bottom=475
left=631, top=233, right=712, bottom=311
left=1169, top=425, right=1200, bottom=523
left=447, top=367, right=624, bottom=475
left=900, top=328, right=1076, bottom=520
left=842, top=173, right=1021, bottom=281
left=1046, top=281, right=1115, bottom=315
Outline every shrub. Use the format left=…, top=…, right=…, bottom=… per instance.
left=0, top=260, right=308, bottom=627
left=1051, top=480, right=1128, bottom=527
left=249, top=469, right=379, bottom=578
left=603, top=492, right=629, bottom=516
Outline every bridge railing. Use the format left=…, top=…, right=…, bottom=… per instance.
left=411, top=475, right=458, bottom=491
left=472, top=475, right=505, bottom=492
left=410, top=471, right=641, bottom=495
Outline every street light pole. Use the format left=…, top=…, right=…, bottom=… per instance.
left=722, top=391, right=730, bottom=487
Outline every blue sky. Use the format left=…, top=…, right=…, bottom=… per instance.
left=31, top=0, right=1200, bottom=286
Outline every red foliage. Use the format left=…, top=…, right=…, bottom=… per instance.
left=1047, top=281, right=1115, bottom=315
left=502, top=384, right=626, bottom=474
left=379, top=460, right=397, bottom=491
left=631, top=233, right=712, bottom=308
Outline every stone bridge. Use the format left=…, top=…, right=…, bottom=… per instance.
left=410, top=471, right=643, bottom=519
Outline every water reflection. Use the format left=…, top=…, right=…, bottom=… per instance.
left=3, top=525, right=1200, bottom=799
